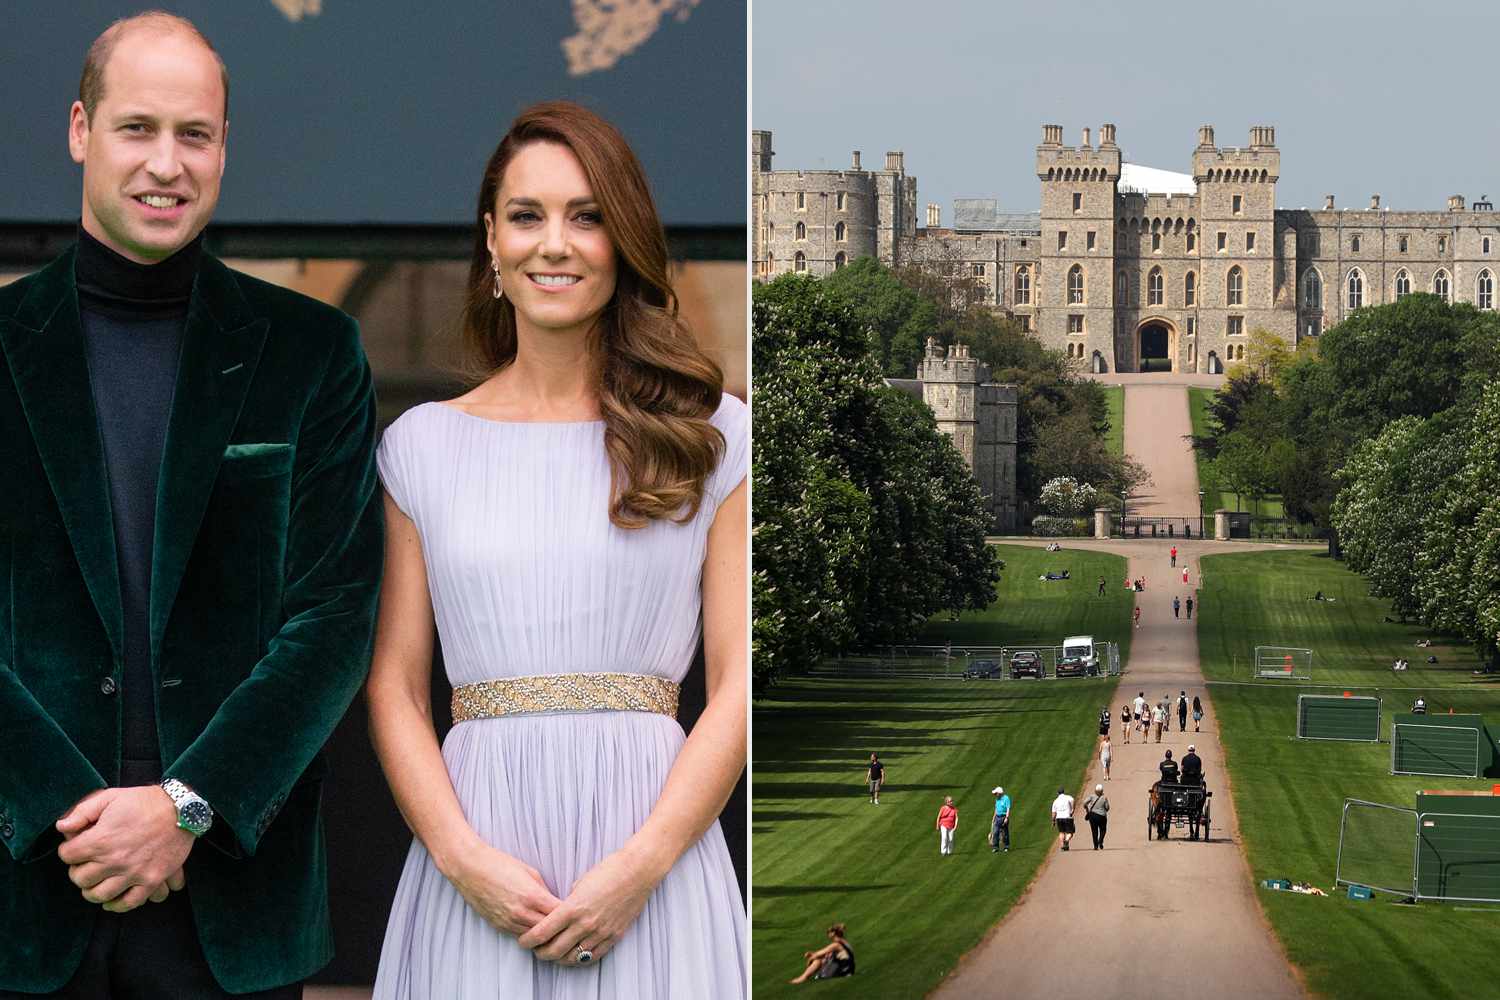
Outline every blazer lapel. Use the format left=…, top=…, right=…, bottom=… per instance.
left=0, top=248, right=124, bottom=661
left=149, top=256, right=268, bottom=654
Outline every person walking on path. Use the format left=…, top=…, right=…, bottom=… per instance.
left=866, top=753, right=885, bottom=804
left=1192, top=694, right=1204, bottom=732
left=1152, top=703, right=1166, bottom=743
left=990, top=787, right=1011, bottom=853
left=1170, top=545, right=1177, bottom=568
left=1083, top=784, right=1110, bottom=849
left=1100, top=737, right=1112, bottom=780
left=1097, top=576, right=1106, bottom=597
left=937, top=796, right=958, bottom=855
left=1182, top=566, right=1190, bottom=586
left=1173, top=595, right=1181, bottom=619
left=1177, top=691, right=1189, bottom=732
left=1098, top=705, right=1112, bottom=738
left=1134, top=606, right=1142, bottom=629
left=1120, top=703, right=1132, bottom=744
left=1186, top=595, right=1195, bottom=620
left=1051, top=787, right=1076, bottom=852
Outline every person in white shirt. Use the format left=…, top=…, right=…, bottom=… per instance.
left=1051, top=787, right=1076, bottom=852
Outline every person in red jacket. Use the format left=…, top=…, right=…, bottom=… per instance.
left=936, top=796, right=958, bottom=855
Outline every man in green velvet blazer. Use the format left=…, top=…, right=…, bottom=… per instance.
left=0, top=14, right=381, bottom=997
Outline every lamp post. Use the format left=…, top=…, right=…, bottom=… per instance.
left=1198, top=489, right=1206, bottom=540
left=1120, top=491, right=1128, bottom=538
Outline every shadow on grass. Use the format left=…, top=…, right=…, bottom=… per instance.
left=755, top=781, right=953, bottom=799
left=752, top=811, right=843, bottom=823
left=755, top=884, right=898, bottom=898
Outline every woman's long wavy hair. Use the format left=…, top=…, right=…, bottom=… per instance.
left=460, top=101, right=725, bottom=529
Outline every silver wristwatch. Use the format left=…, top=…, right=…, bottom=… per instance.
left=161, top=778, right=214, bottom=837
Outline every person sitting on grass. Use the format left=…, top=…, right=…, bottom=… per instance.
left=1158, top=749, right=1180, bottom=784
left=790, top=923, right=856, bottom=983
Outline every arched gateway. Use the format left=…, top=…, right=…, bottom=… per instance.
left=1135, top=319, right=1178, bottom=373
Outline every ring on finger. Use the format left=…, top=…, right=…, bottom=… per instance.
left=572, top=944, right=595, bottom=964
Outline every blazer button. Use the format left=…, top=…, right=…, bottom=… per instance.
left=99, top=676, right=117, bottom=695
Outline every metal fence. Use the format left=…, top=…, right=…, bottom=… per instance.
left=1117, top=515, right=1205, bottom=539
left=813, top=642, right=1122, bottom=680
left=1336, top=799, right=1500, bottom=903
left=1391, top=723, right=1483, bottom=778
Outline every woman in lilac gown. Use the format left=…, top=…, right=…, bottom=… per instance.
left=366, top=102, right=747, bottom=999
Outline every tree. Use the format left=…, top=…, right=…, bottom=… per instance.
left=1227, top=327, right=1294, bottom=384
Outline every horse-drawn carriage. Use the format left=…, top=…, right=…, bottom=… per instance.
left=1147, top=780, right=1211, bottom=841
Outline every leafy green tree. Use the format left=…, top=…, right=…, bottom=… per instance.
left=820, top=256, right=938, bottom=378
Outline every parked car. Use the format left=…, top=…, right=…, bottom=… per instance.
left=962, top=659, right=1001, bottom=680
left=1009, top=649, right=1044, bottom=679
left=1056, top=635, right=1100, bottom=677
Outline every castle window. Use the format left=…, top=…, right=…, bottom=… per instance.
left=1116, top=271, right=1129, bottom=305
left=1015, top=265, right=1031, bottom=305
left=837, top=191, right=847, bottom=211
left=1058, top=231, right=1068, bottom=251
left=1227, top=266, right=1244, bottom=306
left=1228, top=316, right=1245, bottom=337
left=1187, top=231, right=1196, bottom=252
left=1485, top=237, right=1493, bottom=255
left=1479, top=269, right=1495, bottom=310
left=1073, top=192, right=1083, bottom=213
left=1302, top=268, right=1322, bottom=309
left=1395, top=269, right=1411, bottom=300
left=1351, top=234, right=1361, bottom=252
left=835, top=252, right=847, bottom=270
left=767, top=222, right=775, bottom=240
left=1068, top=265, right=1085, bottom=304
left=1305, top=232, right=1320, bottom=256
left=1217, top=231, right=1227, bottom=252
left=1068, top=314, right=1085, bottom=334
left=1087, top=231, right=1097, bottom=251
left=794, top=252, right=806, bottom=273
left=1185, top=271, right=1197, bottom=306
left=972, top=263, right=986, bottom=277
left=1148, top=267, right=1164, bottom=306
left=1305, top=320, right=1319, bottom=338
left=796, top=192, right=805, bottom=210
left=1233, top=194, right=1242, bottom=215
left=1433, top=269, right=1451, bottom=302
left=1152, top=232, right=1162, bottom=252
left=1438, top=236, right=1447, bottom=254
left=835, top=222, right=846, bottom=242
left=1246, top=231, right=1256, bottom=252
left=1398, top=235, right=1409, bottom=253
left=795, top=221, right=806, bottom=241
left=1019, top=315, right=1031, bottom=332
left=1187, top=317, right=1197, bottom=336
left=1347, top=268, right=1364, bottom=309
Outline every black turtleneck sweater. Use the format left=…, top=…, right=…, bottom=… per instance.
left=75, top=226, right=203, bottom=780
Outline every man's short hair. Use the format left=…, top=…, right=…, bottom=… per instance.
left=79, top=11, right=229, bottom=122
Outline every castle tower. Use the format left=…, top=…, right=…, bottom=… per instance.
left=916, top=339, right=1018, bottom=531
left=1037, top=124, right=1121, bottom=371
left=873, top=150, right=917, bottom=268
left=1191, top=124, right=1286, bottom=372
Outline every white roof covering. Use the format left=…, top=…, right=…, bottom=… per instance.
left=1119, top=162, right=1197, bottom=195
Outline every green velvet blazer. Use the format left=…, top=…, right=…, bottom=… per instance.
left=0, top=247, right=383, bottom=994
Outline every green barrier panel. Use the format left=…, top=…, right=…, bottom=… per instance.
left=1415, top=793, right=1500, bottom=902
left=1298, top=694, right=1381, bottom=741
left=1393, top=717, right=1484, bottom=778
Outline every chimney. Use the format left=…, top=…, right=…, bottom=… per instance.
left=1197, top=125, right=1215, bottom=148
left=1249, top=125, right=1276, bottom=148
left=885, top=151, right=904, bottom=173
left=1100, top=123, right=1117, bottom=147
left=1324, top=194, right=1335, bottom=210
left=851, top=150, right=862, bottom=171
left=1082, top=127, right=1091, bottom=149
left=1449, top=195, right=1466, bottom=211
left=1042, top=124, right=1063, bottom=146
left=927, top=203, right=941, bottom=228
left=1370, top=194, right=1380, bottom=210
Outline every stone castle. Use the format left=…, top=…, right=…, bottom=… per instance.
left=886, top=339, right=1018, bottom=532
left=753, top=124, right=1500, bottom=374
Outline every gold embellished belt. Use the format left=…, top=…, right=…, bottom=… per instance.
left=451, top=673, right=680, bottom=722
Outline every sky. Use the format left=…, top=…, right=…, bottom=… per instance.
left=752, top=0, right=1500, bottom=222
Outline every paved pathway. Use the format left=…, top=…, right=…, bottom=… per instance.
left=935, top=382, right=1307, bottom=998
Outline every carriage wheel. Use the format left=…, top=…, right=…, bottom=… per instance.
left=1146, top=811, right=1153, bottom=840
left=1202, top=805, right=1211, bottom=842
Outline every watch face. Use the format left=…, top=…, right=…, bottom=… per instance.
left=179, top=800, right=213, bottom=836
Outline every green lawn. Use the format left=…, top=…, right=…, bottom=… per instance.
left=1198, top=550, right=1500, bottom=1000
left=1187, top=386, right=1285, bottom=518
left=1102, top=384, right=1124, bottom=458
left=751, top=545, right=1132, bottom=998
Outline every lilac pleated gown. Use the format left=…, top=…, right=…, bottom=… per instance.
left=371, top=396, right=748, bottom=1000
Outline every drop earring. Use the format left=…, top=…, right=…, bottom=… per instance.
left=491, top=258, right=503, bottom=300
